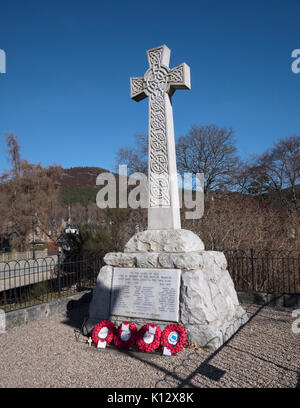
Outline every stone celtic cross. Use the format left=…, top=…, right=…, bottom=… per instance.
left=130, top=45, right=191, bottom=230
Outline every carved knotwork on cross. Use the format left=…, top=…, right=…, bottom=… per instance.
left=130, top=45, right=191, bottom=230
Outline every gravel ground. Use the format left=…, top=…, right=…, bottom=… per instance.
left=0, top=303, right=299, bottom=388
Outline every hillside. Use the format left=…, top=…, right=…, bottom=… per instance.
left=58, top=166, right=112, bottom=206
left=58, top=166, right=299, bottom=209
left=59, top=166, right=110, bottom=188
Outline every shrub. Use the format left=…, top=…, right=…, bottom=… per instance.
left=34, top=244, right=47, bottom=251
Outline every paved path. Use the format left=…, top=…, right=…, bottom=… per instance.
left=0, top=304, right=299, bottom=388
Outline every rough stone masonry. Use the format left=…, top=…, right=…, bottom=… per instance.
left=87, top=45, right=248, bottom=350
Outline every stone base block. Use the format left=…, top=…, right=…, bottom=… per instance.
left=124, top=229, right=205, bottom=253
left=185, top=306, right=248, bottom=350
left=87, top=243, right=248, bottom=351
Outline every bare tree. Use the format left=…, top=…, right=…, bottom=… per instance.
left=232, top=161, right=271, bottom=196
left=259, top=134, right=300, bottom=213
left=115, top=133, right=148, bottom=175
left=182, top=191, right=296, bottom=250
left=176, top=125, right=239, bottom=192
left=0, top=134, right=62, bottom=251
left=5, top=133, right=22, bottom=179
left=115, top=125, right=239, bottom=193
left=234, top=134, right=300, bottom=213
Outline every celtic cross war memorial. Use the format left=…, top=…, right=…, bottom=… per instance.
left=130, top=44, right=190, bottom=230
left=87, top=45, right=248, bottom=350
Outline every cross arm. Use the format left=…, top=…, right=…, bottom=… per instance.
left=167, top=63, right=191, bottom=96
left=130, top=77, right=147, bottom=102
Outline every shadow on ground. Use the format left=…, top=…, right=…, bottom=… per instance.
left=62, top=291, right=92, bottom=331
left=61, top=296, right=300, bottom=388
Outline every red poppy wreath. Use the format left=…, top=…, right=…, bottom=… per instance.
left=114, top=321, right=137, bottom=350
left=92, top=320, right=115, bottom=347
left=161, top=323, right=187, bottom=355
left=136, top=323, right=162, bottom=352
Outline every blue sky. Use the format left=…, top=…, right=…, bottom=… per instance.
left=0, top=0, right=299, bottom=174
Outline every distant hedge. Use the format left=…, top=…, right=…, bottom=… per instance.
left=34, top=244, right=47, bottom=251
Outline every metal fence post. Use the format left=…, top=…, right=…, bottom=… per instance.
left=250, top=248, right=255, bottom=291
left=57, top=253, right=61, bottom=298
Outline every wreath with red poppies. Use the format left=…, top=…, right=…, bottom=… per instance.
left=114, top=321, right=137, bottom=350
left=92, top=320, right=115, bottom=346
left=161, top=323, right=187, bottom=354
left=136, top=323, right=162, bottom=352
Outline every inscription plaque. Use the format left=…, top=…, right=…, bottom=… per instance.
left=110, top=268, right=181, bottom=322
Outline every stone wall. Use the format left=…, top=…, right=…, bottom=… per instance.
left=2, top=291, right=91, bottom=331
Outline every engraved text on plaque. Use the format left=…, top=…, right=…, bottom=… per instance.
left=110, top=268, right=181, bottom=322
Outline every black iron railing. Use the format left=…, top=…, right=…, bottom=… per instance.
left=0, top=249, right=299, bottom=313
left=223, top=249, right=300, bottom=294
left=0, top=252, right=104, bottom=312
